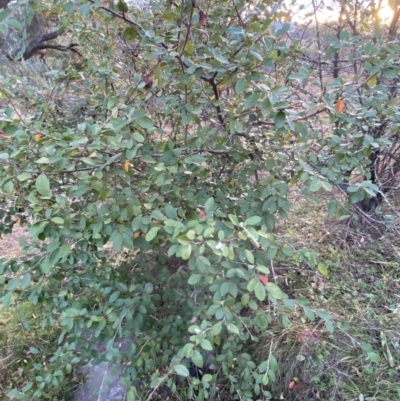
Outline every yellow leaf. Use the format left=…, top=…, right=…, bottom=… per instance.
left=34, top=133, right=42, bottom=141
left=335, top=99, right=345, bottom=113
left=45, top=10, right=52, bottom=17
left=89, top=152, right=97, bottom=158
left=123, top=160, right=130, bottom=173
left=367, top=75, right=377, bottom=87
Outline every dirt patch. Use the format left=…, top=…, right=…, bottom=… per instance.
left=0, top=225, right=29, bottom=260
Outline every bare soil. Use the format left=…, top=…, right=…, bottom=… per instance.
left=0, top=226, right=28, bottom=260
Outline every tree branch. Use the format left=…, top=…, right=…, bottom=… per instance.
left=7, top=27, right=81, bottom=60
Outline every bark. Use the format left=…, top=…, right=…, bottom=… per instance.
left=0, top=0, right=12, bottom=9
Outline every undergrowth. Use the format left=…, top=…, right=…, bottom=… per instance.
left=0, top=299, right=74, bottom=400
left=1, top=198, right=399, bottom=401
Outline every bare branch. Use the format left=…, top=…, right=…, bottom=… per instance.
left=7, top=27, right=81, bottom=60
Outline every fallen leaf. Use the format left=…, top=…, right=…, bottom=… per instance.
left=297, top=328, right=321, bottom=344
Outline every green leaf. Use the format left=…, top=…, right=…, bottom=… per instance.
left=79, top=3, right=90, bottom=14
left=212, top=48, right=229, bottom=64
left=303, top=306, right=315, bottom=321
left=235, top=77, right=246, bottom=94
left=17, top=172, right=31, bottom=181
left=245, top=249, right=254, bottom=264
left=361, top=342, right=373, bottom=353
left=0, top=8, right=11, bottom=24
left=205, top=197, right=214, bottom=212
left=51, top=217, right=64, bottom=225
left=309, top=179, right=322, bottom=192
left=316, top=310, right=330, bottom=320
left=109, top=291, right=120, bottom=303
left=266, top=283, right=283, bottom=299
left=202, top=374, right=213, bottom=383
left=228, top=214, right=239, bottom=225
left=146, top=227, right=160, bottom=242
left=137, top=117, right=154, bottom=129
left=181, top=244, right=192, bottom=260
left=165, top=204, right=177, bottom=219
left=132, top=132, right=145, bottom=142
left=192, top=350, right=203, bottom=368
left=325, top=319, right=334, bottom=333
left=256, top=265, right=270, bottom=274
left=367, top=75, right=377, bottom=87
left=254, top=281, right=266, bottom=301
left=2, top=291, right=13, bottom=307
left=226, top=323, right=239, bottom=334
left=275, top=111, right=286, bottom=128
left=243, top=92, right=262, bottom=110
left=368, top=352, right=381, bottom=363
left=111, top=231, right=123, bottom=252
left=200, top=339, right=213, bottom=351
left=60, top=243, right=71, bottom=257
left=211, top=322, right=222, bottom=335
left=174, top=364, right=190, bottom=377
left=127, top=388, right=136, bottom=401
left=65, top=308, right=81, bottom=317
left=36, top=174, right=50, bottom=196
left=245, top=216, right=261, bottom=225
left=188, top=274, right=201, bottom=285
left=321, top=181, right=332, bottom=191
left=317, top=263, right=328, bottom=275
left=349, top=190, right=365, bottom=203
left=21, top=273, right=31, bottom=290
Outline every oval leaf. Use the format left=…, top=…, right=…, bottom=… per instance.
left=266, top=282, right=283, bottom=299
left=174, top=364, right=189, bottom=377
left=36, top=174, right=50, bottom=196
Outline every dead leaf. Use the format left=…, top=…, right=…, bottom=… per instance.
left=335, top=99, right=345, bottom=113
left=259, top=275, right=269, bottom=286
left=199, top=10, right=207, bottom=27
left=123, top=160, right=130, bottom=173
left=141, top=73, right=153, bottom=89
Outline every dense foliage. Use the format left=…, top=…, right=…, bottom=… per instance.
left=0, top=0, right=399, bottom=399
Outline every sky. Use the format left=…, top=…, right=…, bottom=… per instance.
left=288, top=0, right=394, bottom=23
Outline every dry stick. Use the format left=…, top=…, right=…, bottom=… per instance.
left=144, top=369, right=174, bottom=401
left=231, top=0, right=244, bottom=27
left=311, top=0, right=323, bottom=92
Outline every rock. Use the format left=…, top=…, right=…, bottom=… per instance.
left=71, top=361, right=129, bottom=401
